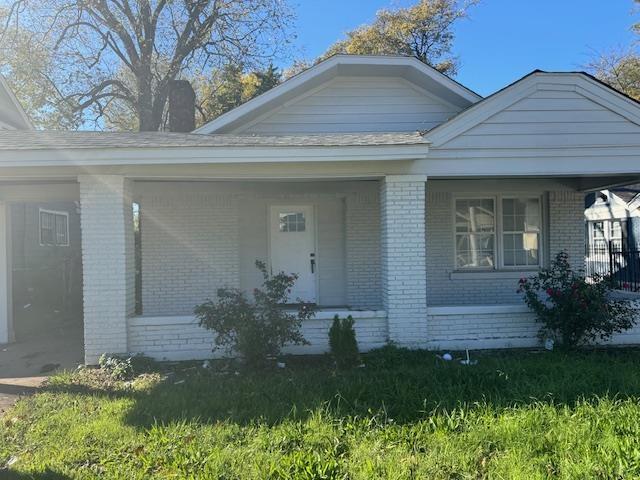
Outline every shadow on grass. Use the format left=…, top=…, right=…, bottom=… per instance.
left=41, top=347, right=640, bottom=429
left=0, top=468, right=71, bottom=479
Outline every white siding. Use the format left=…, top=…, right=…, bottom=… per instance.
left=239, top=76, right=461, bottom=134
left=441, top=89, right=640, bottom=150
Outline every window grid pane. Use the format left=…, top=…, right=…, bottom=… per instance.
left=279, top=212, right=306, bottom=233
left=40, top=211, right=68, bottom=246
left=501, top=198, right=541, bottom=267
left=455, top=198, right=496, bottom=269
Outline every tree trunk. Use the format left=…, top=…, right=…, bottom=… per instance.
left=137, top=68, right=160, bottom=132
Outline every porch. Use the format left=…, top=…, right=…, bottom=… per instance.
left=1, top=174, right=639, bottom=364
left=98, top=175, right=588, bottom=362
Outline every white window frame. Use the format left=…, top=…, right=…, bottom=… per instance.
left=39, top=208, right=70, bottom=247
left=588, top=219, right=625, bottom=252
left=452, top=194, right=544, bottom=271
left=453, top=196, right=496, bottom=271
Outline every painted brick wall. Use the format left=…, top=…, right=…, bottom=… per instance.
left=426, top=303, right=640, bottom=351
left=139, top=182, right=382, bottom=314
left=345, top=187, right=381, bottom=309
left=426, top=189, right=586, bottom=306
left=549, top=190, right=585, bottom=271
left=237, top=195, right=348, bottom=307
left=380, top=176, right=428, bottom=346
left=128, top=304, right=640, bottom=360
left=79, top=175, right=134, bottom=363
left=128, top=311, right=388, bottom=361
left=426, top=306, right=540, bottom=350
left=140, top=191, right=240, bottom=316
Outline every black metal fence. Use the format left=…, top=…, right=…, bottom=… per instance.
left=585, top=241, right=640, bottom=292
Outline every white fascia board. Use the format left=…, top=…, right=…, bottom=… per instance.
left=628, top=194, right=640, bottom=211
left=0, top=75, right=33, bottom=130
left=195, top=55, right=481, bottom=134
left=425, top=78, right=540, bottom=147
left=417, top=155, right=640, bottom=177
left=0, top=143, right=429, bottom=168
left=194, top=58, right=340, bottom=134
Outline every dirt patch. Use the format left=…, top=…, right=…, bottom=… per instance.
left=0, top=376, right=46, bottom=416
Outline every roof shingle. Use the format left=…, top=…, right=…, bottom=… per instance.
left=0, top=131, right=428, bottom=151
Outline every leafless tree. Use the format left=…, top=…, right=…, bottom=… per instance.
left=1, top=0, right=293, bottom=130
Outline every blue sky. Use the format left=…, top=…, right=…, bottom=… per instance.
left=291, top=0, right=638, bottom=96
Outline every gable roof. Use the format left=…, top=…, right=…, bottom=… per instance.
left=195, top=55, right=482, bottom=134
left=0, top=75, right=33, bottom=130
left=424, top=70, right=640, bottom=148
left=610, top=185, right=640, bottom=205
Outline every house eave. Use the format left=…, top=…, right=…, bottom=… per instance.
left=0, top=143, right=430, bottom=168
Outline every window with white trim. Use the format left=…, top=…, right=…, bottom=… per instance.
left=589, top=220, right=625, bottom=252
left=39, top=209, right=69, bottom=246
left=501, top=198, right=541, bottom=267
left=454, top=195, right=543, bottom=270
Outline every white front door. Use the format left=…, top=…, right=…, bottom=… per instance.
left=270, top=205, right=317, bottom=303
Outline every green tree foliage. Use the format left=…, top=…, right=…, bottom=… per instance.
left=518, top=252, right=638, bottom=349
left=320, top=0, right=477, bottom=76
left=589, top=51, right=640, bottom=101
left=0, top=9, right=80, bottom=129
left=196, top=63, right=282, bottom=124
left=589, top=0, right=640, bottom=100
left=0, top=0, right=293, bottom=130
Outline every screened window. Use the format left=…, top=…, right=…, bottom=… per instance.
left=502, top=198, right=541, bottom=267
left=40, top=209, right=69, bottom=246
left=455, top=196, right=543, bottom=270
left=455, top=198, right=496, bottom=268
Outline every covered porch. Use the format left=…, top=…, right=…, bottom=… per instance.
left=1, top=172, right=640, bottom=364
left=79, top=174, right=637, bottom=362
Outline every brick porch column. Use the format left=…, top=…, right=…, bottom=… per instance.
left=79, top=175, right=135, bottom=363
left=380, top=175, right=428, bottom=347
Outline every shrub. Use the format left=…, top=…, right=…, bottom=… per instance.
left=518, top=251, right=638, bottom=349
left=328, top=315, right=360, bottom=369
left=98, top=354, right=156, bottom=380
left=194, top=260, right=314, bottom=366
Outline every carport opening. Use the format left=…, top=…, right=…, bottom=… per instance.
left=10, top=201, right=84, bottom=368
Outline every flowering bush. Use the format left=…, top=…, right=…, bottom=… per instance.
left=518, top=251, right=638, bottom=349
left=195, top=260, right=313, bottom=366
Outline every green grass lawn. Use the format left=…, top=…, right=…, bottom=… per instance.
left=3, top=347, right=640, bottom=479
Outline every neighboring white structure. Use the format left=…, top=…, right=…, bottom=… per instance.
left=585, top=187, right=640, bottom=252
left=0, top=75, right=32, bottom=131
left=1, top=55, right=640, bottom=362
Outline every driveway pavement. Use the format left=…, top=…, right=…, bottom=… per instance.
left=0, top=326, right=83, bottom=415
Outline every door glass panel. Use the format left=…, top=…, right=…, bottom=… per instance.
left=279, top=212, right=306, bottom=232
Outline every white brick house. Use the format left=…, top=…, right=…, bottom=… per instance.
left=1, top=56, right=640, bottom=363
